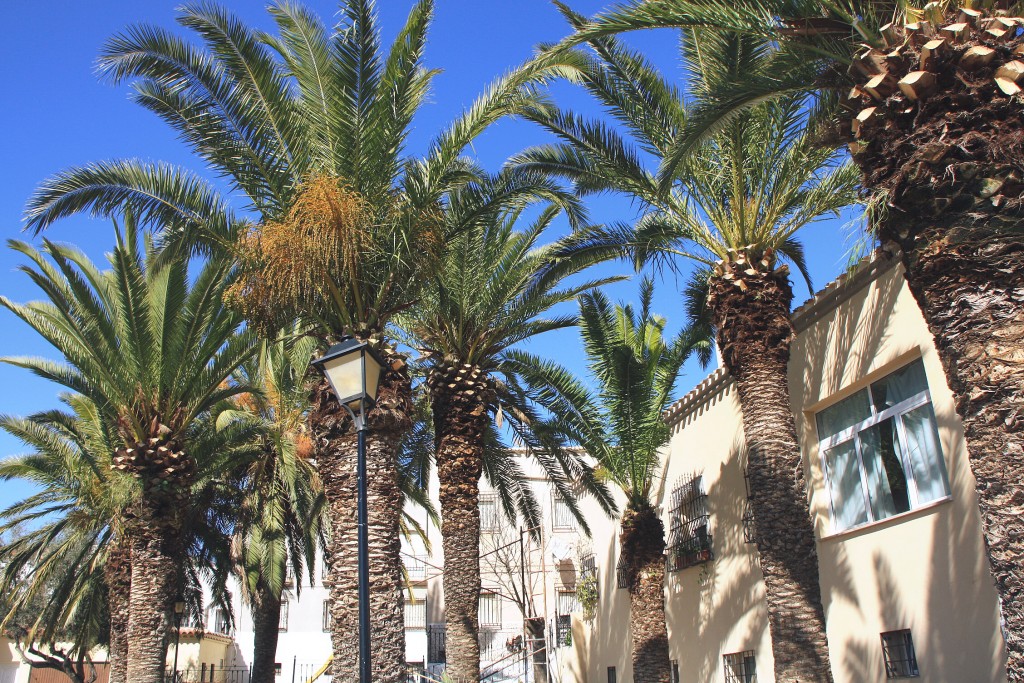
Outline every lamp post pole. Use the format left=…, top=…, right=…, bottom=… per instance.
left=355, top=403, right=371, bottom=683
left=172, top=603, right=184, bottom=683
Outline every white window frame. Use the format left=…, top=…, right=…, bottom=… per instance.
left=817, top=362, right=950, bottom=534
left=478, top=591, right=501, bottom=627
left=404, top=598, right=427, bottom=629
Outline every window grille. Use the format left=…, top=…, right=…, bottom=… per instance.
left=278, top=600, right=288, bottom=632
left=554, top=614, right=572, bottom=647
left=723, top=650, right=756, bottom=682
left=667, top=473, right=713, bottom=571
left=405, top=599, right=426, bottom=629
left=607, top=666, right=617, bottom=683
left=615, top=554, right=630, bottom=589
left=552, top=494, right=578, bottom=531
left=479, top=494, right=499, bottom=532
left=557, top=590, right=580, bottom=615
left=580, top=553, right=597, bottom=580
left=427, top=624, right=446, bottom=663
left=404, top=554, right=427, bottom=581
left=881, top=630, right=920, bottom=678
left=671, top=660, right=680, bottom=683
left=322, top=601, right=332, bottom=632
left=478, top=592, right=501, bottom=626
left=742, top=467, right=757, bottom=545
left=817, top=359, right=950, bottom=533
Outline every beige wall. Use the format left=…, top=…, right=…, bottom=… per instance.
left=567, top=258, right=1006, bottom=683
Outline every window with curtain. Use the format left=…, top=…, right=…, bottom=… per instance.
left=816, top=359, right=950, bottom=533
left=478, top=592, right=500, bottom=626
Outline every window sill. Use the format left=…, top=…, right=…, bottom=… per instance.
left=820, top=495, right=953, bottom=541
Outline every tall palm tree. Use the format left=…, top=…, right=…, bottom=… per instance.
left=0, top=220, right=256, bottom=683
left=218, top=331, right=327, bottom=683
left=396, top=195, right=616, bottom=681
left=547, top=1, right=1024, bottom=675
left=519, top=19, right=859, bottom=680
left=22, top=3, right=577, bottom=678
left=508, top=281, right=706, bottom=682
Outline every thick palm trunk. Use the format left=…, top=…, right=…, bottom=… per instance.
left=709, top=259, right=833, bottom=682
left=428, top=363, right=494, bottom=683
left=250, top=585, right=283, bottom=683
left=883, top=227, right=1024, bottom=675
left=124, top=506, right=181, bottom=683
left=310, top=349, right=412, bottom=683
left=105, top=539, right=131, bottom=683
left=620, top=503, right=671, bottom=683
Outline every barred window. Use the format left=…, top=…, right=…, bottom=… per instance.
left=580, top=553, right=597, bottom=580
left=615, top=554, right=629, bottom=589
left=404, top=599, right=426, bottom=629
left=723, top=650, right=756, bottom=683
left=404, top=554, right=428, bottom=581
left=557, top=590, right=580, bottom=615
left=671, top=660, right=680, bottom=683
left=480, top=494, right=499, bottom=532
left=552, top=494, right=577, bottom=531
left=278, top=600, right=288, bottom=632
left=817, top=359, right=950, bottom=533
left=322, top=601, right=332, bottom=632
left=667, top=473, right=713, bottom=571
left=881, top=630, right=920, bottom=678
left=427, top=624, right=446, bottom=664
left=478, top=592, right=500, bottom=626
left=555, top=614, right=572, bottom=647
left=607, top=666, right=616, bottom=683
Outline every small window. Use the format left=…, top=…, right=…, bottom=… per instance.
left=555, top=614, right=572, bottom=647
left=580, top=553, right=597, bottom=580
left=479, top=592, right=500, bottom=626
left=615, top=554, right=630, bottom=589
left=322, top=601, right=332, bottom=632
left=405, top=599, right=426, bottom=629
left=552, top=494, right=578, bottom=531
left=723, top=650, right=756, bottom=683
left=480, top=494, right=499, bottom=532
left=671, top=660, right=680, bottom=683
left=667, top=473, right=713, bottom=571
left=607, top=666, right=617, bottom=683
left=881, top=629, right=920, bottom=678
left=427, top=624, right=446, bottom=664
left=817, top=359, right=950, bottom=533
left=278, top=600, right=288, bottom=632
left=274, top=663, right=282, bottom=676
left=557, top=590, right=580, bottom=615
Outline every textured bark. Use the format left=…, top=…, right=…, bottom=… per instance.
left=105, top=539, right=131, bottom=683
left=428, top=362, right=495, bottom=683
left=709, top=258, right=833, bottom=682
left=250, top=586, right=283, bottom=683
left=124, top=502, right=181, bottom=683
left=310, top=345, right=412, bottom=683
left=620, top=504, right=671, bottom=683
left=883, top=225, right=1024, bottom=678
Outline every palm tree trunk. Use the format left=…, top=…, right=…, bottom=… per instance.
left=105, top=539, right=131, bottom=683
left=125, top=502, right=181, bottom=683
left=620, top=503, right=671, bottom=683
left=709, top=260, right=833, bottom=682
left=429, top=365, right=493, bottom=683
left=884, top=227, right=1024, bottom=676
left=310, top=349, right=412, bottom=683
left=250, top=584, right=283, bottom=683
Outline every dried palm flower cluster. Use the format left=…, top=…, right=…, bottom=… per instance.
left=226, top=175, right=372, bottom=332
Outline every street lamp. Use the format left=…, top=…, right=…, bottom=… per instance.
left=312, top=336, right=385, bottom=683
left=172, top=600, right=186, bottom=683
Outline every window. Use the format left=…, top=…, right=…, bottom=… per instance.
left=816, top=359, right=950, bottom=532
left=427, top=624, right=446, bottom=664
left=274, top=664, right=282, bottom=676
left=278, top=600, right=288, bottom=632
left=552, top=494, right=577, bottom=531
left=479, top=495, right=499, bottom=532
left=207, top=606, right=232, bottom=635
left=554, top=614, right=572, bottom=647
left=405, top=599, right=426, bottom=629
left=580, top=553, right=597, bottom=580
left=478, top=592, right=500, bottom=626
left=615, top=554, right=630, bottom=589
left=322, top=601, right=332, bottom=632
left=404, top=554, right=427, bottom=581
left=667, top=473, right=713, bottom=571
left=607, top=666, right=617, bottom=683
left=723, top=650, right=756, bottom=682
left=881, top=630, right=920, bottom=678
left=671, top=660, right=680, bottom=683
left=557, top=590, right=580, bottom=615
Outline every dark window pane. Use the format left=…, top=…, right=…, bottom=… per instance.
left=860, top=418, right=911, bottom=519
left=871, top=360, right=928, bottom=411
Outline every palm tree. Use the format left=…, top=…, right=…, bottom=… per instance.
left=547, top=2, right=1024, bottom=675
left=218, top=330, right=327, bottom=683
left=519, top=19, right=859, bottom=680
left=23, top=3, right=577, bottom=677
left=507, top=281, right=705, bottom=682
left=396, top=195, right=616, bottom=681
left=0, top=220, right=256, bottom=683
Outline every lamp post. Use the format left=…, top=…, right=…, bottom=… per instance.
left=172, top=600, right=186, bottom=683
left=312, top=336, right=385, bottom=683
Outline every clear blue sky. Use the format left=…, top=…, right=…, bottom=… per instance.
left=0, top=1, right=863, bottom=512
